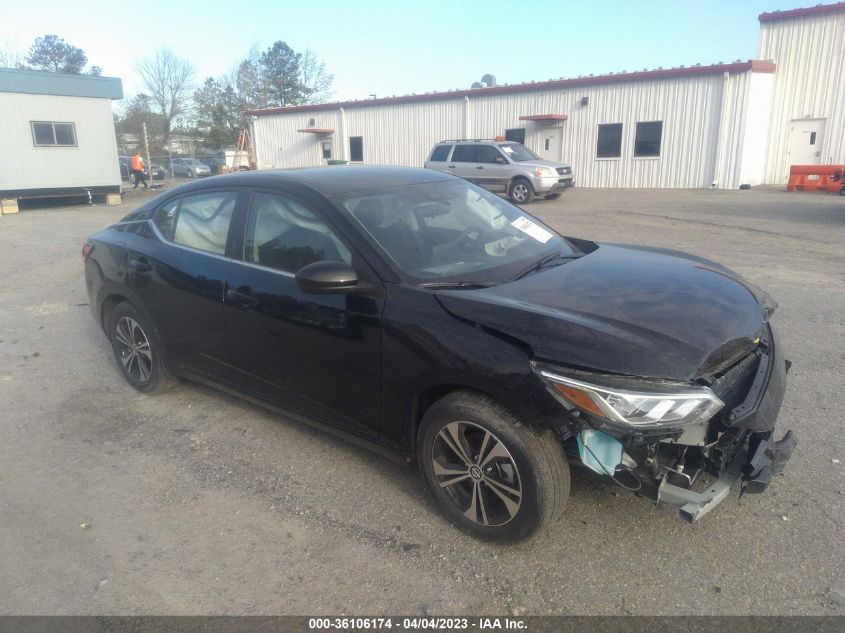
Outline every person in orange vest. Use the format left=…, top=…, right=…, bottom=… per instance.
left=130, top=151, right=148, bottom=189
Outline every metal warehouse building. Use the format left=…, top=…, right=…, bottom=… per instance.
left=0, top=68, right=123, bottom=201
left=248, top=2, right=845, bottom=189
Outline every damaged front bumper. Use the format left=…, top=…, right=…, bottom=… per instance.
left=654, top=324, right=796, bottom=521
left=546, top=323, right=797, bottom=523
left=657, top=430, right=796, bottom=522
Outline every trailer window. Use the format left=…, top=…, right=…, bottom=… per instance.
left=31, top=121, right=77, bottom=147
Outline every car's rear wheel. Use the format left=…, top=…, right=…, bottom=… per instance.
left=108, top=302, right=174, bottom=394
left=509, top=179, right=535, bottom=204
left=418, top=391, right=569, bottom=542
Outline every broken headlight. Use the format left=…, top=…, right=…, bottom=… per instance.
left=536, top=368, right=724, bottom=429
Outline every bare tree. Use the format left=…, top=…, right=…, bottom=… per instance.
left=0, top=36, right=25, bottom=68
left=300, top=49, right=334, bottom=104
left=136, top=49, right=196, bottom=142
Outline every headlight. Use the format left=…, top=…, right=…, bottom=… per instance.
left=537, top=369, right=724, bottom=429
left=533, top=167, right=555, bottom=177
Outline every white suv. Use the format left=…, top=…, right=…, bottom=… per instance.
left=424, top=139, right=574, bottom=203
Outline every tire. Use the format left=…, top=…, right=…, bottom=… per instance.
left=509, top=178, right=535, bottom=204
left=108, top=301, right=175, bottom=394
left=187, top=169, right=194, bottom=178
left=418, top=391, right=569, bottom=542
left=544, top=192, right=562, bottom=200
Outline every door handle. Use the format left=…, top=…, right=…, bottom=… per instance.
left=476, top=166, right=485, bottom=170
left=226, top=288, right=259, bottom=308
left=129, top=257, right=152, bottom=273
left=447, top=165, right=456, bottom=168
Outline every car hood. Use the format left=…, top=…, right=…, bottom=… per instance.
left=435, top=243, right=776, bottom=381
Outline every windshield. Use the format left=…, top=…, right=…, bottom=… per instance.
left=335, top=180, right=580, bottom=284
left=498, top=143, right=541, bottom=162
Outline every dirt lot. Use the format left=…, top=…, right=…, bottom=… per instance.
left=0, top=184, right=843, bottom=615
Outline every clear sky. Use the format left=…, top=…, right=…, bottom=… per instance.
left=2, top=0, right=809, bottom=103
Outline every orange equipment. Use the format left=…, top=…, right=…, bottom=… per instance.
left=786, top=164, right=844, bottom=192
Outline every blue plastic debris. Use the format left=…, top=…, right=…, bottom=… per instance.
left=577, top=429, right=623, bottom=476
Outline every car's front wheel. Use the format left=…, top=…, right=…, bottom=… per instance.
left=508, top=178, right=535, bottom=204
left=418, top=391, right=569, bottom=541
left=108, top=302, right=174, bottom=393
left=187, top=169, right=194, bottom=178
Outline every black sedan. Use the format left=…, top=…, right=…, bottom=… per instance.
left=83, top=167, right=795, bottom=541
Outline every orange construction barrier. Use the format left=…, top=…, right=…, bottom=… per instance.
left=786, top=164, right=845, bottom=192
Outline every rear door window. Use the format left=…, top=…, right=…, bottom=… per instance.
left=152, top=191, right=238, bottom=255
left=451, top=145, right=478, bottom=163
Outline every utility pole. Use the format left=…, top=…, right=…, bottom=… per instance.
left=143, top=122, right=153, bottom=186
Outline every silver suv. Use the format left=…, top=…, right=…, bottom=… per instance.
left=424, top=139, right=574, bottom=203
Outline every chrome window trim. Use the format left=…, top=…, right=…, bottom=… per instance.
left=146, top=219, right=296, bottom=279
left=147, top=219, right=236, bottom=265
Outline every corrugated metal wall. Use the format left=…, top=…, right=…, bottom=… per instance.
left=0, top=93, right=121, bottom=190
left=759, top=11, right=845, bottom=183
left=252, top=70, right=765, bottom=189
left=466, top=74, right=750, bottom=189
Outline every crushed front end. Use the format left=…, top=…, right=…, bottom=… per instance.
left=534, top=324, right=796, bottom=522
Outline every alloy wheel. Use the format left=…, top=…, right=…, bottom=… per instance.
left=432, top=421, right=522, bottom=526
left=114, top=316, right=153, bottom=383
left=512, top=183, right=529, bottom=202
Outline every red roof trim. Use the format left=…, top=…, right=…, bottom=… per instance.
left=759, top=2, right=845, bottom=22
left=519, top=114, right=569, bottom=121
left=297, top=128, right=334, bottom=134
left=247, top=60, right=777, bottom=117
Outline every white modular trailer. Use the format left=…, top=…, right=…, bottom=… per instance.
left=0, top=68, right=123, bottom=198
left=248, top=61, right=776, bottom=190
left=758, top=3, right=845, bottom=184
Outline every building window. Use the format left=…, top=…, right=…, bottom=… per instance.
left=544, top=138, right=551, bottom=151
left=596, top=123, right=622, bottom=158
left=31, top=121, right=77, bottom=147
left=634, top=121, right=662, bottom=157
left=321, top=140, right=332, bottom=159
left=505, top=128, right=525, bottom=144
left=349, top=136, right=363, bottom=162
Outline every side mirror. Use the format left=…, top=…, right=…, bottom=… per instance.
left=295, top=260, right=359, bottom=294
left=495, top=156, right=507, bottom=164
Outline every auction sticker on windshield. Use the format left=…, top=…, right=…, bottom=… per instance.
left=511, top=216, right=553, bottom=243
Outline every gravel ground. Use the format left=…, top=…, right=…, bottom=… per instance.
left=0, top=184, right=843, bottom=616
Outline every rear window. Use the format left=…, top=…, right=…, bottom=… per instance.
left=429, top=145, right=452, bottom=161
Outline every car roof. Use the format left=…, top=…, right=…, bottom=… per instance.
left=174, top=165, right=456, bottom=196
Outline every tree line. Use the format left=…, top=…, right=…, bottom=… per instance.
left=1, top=34, right=334, bottom=150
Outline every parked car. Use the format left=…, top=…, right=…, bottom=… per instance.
left=169, top=157, right=211, bottom=178
left=201, top=157, right=227, bottom=175
left=425, top=139, right=574, bottom=203
left=118, top=156, right=164, bottom=182
left=82, top=167, right=794, bottom=541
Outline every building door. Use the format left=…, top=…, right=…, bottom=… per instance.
left=788, top=119, right=825, bottom=165
left=539, top=127, right=563, bottom=161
